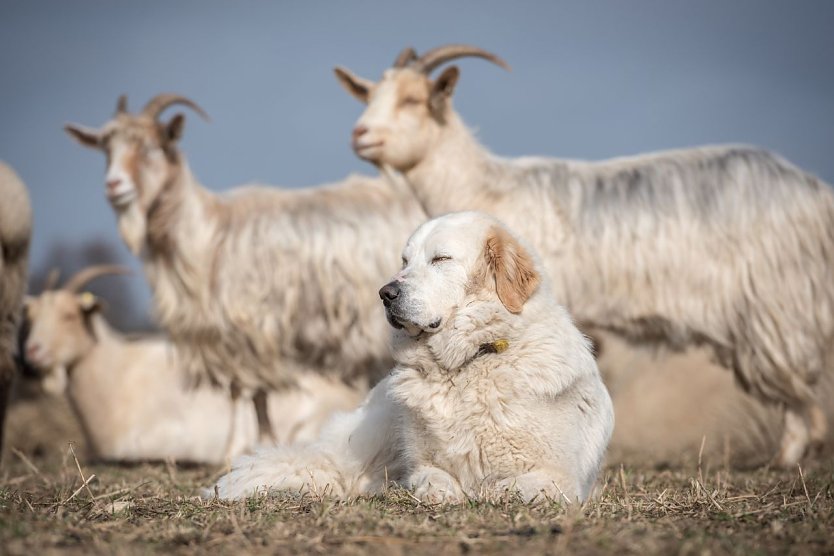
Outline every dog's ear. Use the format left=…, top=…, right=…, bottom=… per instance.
left=484, top=225, right=541, bottom=313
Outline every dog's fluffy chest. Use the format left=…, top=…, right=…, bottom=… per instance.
left=389, top=362, right=542, bottom=480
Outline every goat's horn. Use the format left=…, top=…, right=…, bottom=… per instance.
left=142, top=93, right=210, bottom=122
left=115, top=94, right=128, bottom=115
left=393, top=46, right=418, bottom=68
left=42, top=268, right=61, bottom=291
left=64, top=265, right=131, bottom=293
left=414, top=44, right=510, bottom=74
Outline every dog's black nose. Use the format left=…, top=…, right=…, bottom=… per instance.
left=379, top=282, right=400, bottom=303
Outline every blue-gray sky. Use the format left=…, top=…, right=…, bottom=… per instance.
left=2, top=1, right=833, bottom=328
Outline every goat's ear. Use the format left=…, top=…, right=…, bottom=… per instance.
left=484, top=225, right=541, bottom=314
left=165, top=113, right=186, bottom=143
left=429, top=66, right=460, bottom=115
left=334, top=66, right=373, bottom=104
left=64, top=124, right=102, bottom=149
left=78, top=292, right=101, bottom=314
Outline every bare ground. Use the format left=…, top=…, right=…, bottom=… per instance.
left=1, top=442, right=832, bottom=556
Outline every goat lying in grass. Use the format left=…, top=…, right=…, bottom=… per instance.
left=22, top=266, right=364, bottom=463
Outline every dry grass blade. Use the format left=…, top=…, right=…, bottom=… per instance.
left=11, top=446, right=42, bottom=477
left=697, top=435, right=706, bottom=484
left=92, top=481, right=149, bottom=501
left=64, top=473, right=97, bottom=504
left=797, top=464, right=813, bottom=510
left=619, top=465, right=628, bottom=500
left=67, top=442, right=97, bottom=506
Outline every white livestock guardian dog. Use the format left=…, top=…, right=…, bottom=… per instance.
left=211, top=212, right=613, bottom=503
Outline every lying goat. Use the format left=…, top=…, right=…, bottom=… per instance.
left=22, top=266, right=364, bottom=463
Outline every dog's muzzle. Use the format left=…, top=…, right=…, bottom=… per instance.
left=379, top=282, right=400, bottom=307
left=379, top=281, right=442, bottom=333
left=379, top=281, right=405, bottom=329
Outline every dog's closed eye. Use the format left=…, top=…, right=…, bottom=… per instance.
left=431, top=255, right=452, bottom=265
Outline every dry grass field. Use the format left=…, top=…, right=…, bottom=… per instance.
left=1, top=438, right=832, bottom=555
left=2, top=369, right=833, bottom=555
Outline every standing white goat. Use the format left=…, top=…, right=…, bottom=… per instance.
left=335, top=44, right=834, bottom=466
left=0, top=162, right=31, bottom=458
left=22, top=266, right=364, bottom=463
left=65, top=95, right=424, bottom=444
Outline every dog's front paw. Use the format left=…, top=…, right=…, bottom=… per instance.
left=409, top=466, right=464, bottom=504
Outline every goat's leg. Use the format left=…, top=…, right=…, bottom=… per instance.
left=776, top=407, right=810, bottom=467
left=807, top=401, right=827, bottom=452
left=254, top=388, right=277, bottom=446
left=223, top=382, right=241, bottom=468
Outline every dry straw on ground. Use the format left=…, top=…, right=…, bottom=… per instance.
left=1, top=441, right=832, bottom=555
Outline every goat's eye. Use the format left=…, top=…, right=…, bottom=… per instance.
left=401, top=96, right=422, bottom=107
left=401, top=257, right=408, bottom=268
left=62, top=312, right=77, bottom=322
left=431, top=255, right=452, bottom=265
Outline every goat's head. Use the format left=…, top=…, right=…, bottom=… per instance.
left=65, top=94, right=208, bottom=213
left=23, top=265, right=129, bottom=394
left=335, top=44, right=508, bottom=171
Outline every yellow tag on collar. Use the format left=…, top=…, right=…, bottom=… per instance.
left=492, top=339, right=509, bottom=353
left=476, top=339, right=510, bottom=358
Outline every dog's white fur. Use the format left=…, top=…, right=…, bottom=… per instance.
left=212, top=212, right=613, bottom=503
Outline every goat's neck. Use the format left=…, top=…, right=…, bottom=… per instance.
left=117, top=161, right=219, bottom=261
left=138, top=161, right=223, bottom=331
left=145, top=163, right=219, bottom=262
left=403, top=113, right=500, bottom=215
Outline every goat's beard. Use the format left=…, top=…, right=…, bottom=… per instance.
left=117, top=203, right=147, bottom=256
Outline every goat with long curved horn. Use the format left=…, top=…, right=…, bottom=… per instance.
left=414, top=44, right=510, bottom=74
left=338, top=42, right=834, bottom=470
left=65, top=90, right=427, bottom=455
left=142, top=93, right=210, bottom=122
left=63, top=265, right=130, bottom=293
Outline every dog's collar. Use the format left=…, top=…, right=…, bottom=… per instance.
left=475, top=339, right=509, bottom=359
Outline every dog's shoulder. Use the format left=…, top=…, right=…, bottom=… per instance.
left=507, top=297, right=600, bottom=396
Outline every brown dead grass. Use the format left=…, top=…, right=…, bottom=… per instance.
left=1, top=443, right=832, bottom=556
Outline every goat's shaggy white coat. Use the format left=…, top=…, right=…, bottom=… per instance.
left=66, top=97, right=425, bottom=441
left=23, top=288, right=364, bottom=463
left=0, top=162, right=31, bottom=453
left=340, top=55, right=834, bottom=465
left=596, top=332, right=834, bottom=468
left=212, top=212, right=614, bottom=503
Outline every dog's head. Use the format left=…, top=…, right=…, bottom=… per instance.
left=379, top=212, right=541, bottom=338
